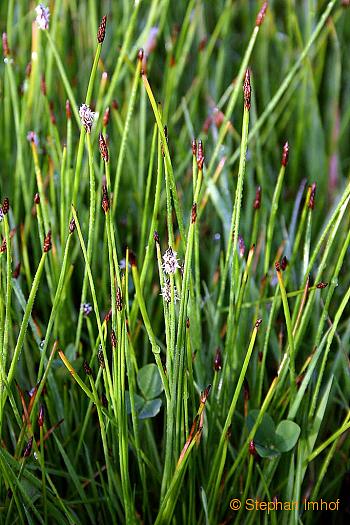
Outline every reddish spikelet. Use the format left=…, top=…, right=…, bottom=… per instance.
left=103, top=107, right=110, bottom=127
left=66, top=99, right=71, bottom=120
left=112, top=99, right=119, bottom=111
left=101, top=185, right=110, bottom=214
left=255, top=318, right=263, bottom=328
left=13, top=262, right=21, bottom=279
left=214, top=347, right=222, bottom=371
left=308, top=183, right=316, bottom=210
left=258, top=351, right=263, bottom=362
left=83, top=360, right=92, bottom=375
left=243, top=69, right=251, bottom=111
left=249, top=440, right=257, bottom=456
left=153, top=230, right=160, bottom=244
left=38, top=405, right=44, bottom=427
left=116, top=287, right=123, bottom=311
left=243, top=379, right=250, bottom=401
left=281, top=141, right=289, bottom=167
left=98, top=349, right=105, bottom=369
left=69, top=218, right=76, bottom=234
left=275, top=261, right=281, bottom=272
left=111, top=329, right=117, bottom=348
left=101, top=393, right=108, bottom=408
left=191, top=203, right=197, bottom=224
left=49, top=101, right=56, bottom=125
left=0, top=238, right=6, bottom=253
left=104, top=308, right=112, bottom=323
left=253, top=186, right=262, bottom=209
left=2, top=32, right=10, bottom=57
left=256, top=1, right=268, bottom=27
left=23, top=437, right=33, bottom=458
left=2, top=197, right=9, bottom=215
left=198, top=37, right=207, bottom=51
left=99, top=133, right=109, bottom=162
left=281, top=255, right=288, bottom=271
left=197, top=139, right=204, bottom=170
left=97, top=15, right=107, bottom=43
left=40, top=75, right=47, bottom=96
left=200, top=384, right=212, bottom=404
left=34, top=193, right=40, bottom=205
left=191, top=139, right=197, bottom=156
left=129, top=250, right=137, bottom=267
left=316, top=282, right=328, bottom=289
left=43, top=231, right=52, bottom=253
left=186, top=318, right=190, bottom=329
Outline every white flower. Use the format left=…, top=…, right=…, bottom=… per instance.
left=79, top=103, right=96, bottom=133
left=35, top=4, right=50, bottom=30
left=162, top=247, right=180, bottom=275
left=160, top=278, right=180, bottom=304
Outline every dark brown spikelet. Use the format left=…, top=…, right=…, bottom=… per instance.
left=154, top=230, right=160, bottom=244
left=104, top=308, right=112, bottom=323
left=38, top=405, right=44, bottom=427
left=214, top=347, right=222, bottom=371
left=13, top=262, right=21, bottom=279
left=66, top=99, right=71, bottom=120
left=23, top=436, right=33, bottom=458
left=99, top=132, right=109, bottom=162
left=281, top=255, right=288, bottom=271
left=2, top=32, right=10, bottom=57
left=101, top=393, right=108, bottom=408
left=129, top=250, right=137, bottom=267
left=281, top=141, right=289, bottom=167
left=116, top=287, right=123, bottom=311
left=191, top=203, right=197, bottom=224
left=197, top=139, right=204, bottom=170
left=243, top=69, right=251, bottom=111
left=256, top=1, right=268, bottom=27
left=112, top=99, right=119, bottom=111
left=255, top=318, right=263, bottom=328
left=101, top=185, right=110, bottom=214
left=249, top=440, right=257, bottom=456
left=83, top=360, right=92, bottom=376
left=308, top=183, right=316, bottom=210
left=40, top=74, right=47, bottom=96
left=186, top=318, right=190, bottom=329
left=103, top=107, right=110, bottom=127
left=201, top=384, right=212, bottom=404
left=243, top=379, right=250, bottom=401
left=49, top=101, right=56, bottom=125
left=34, top=193, right=40, bottom=205
left=2, top=197, right=9, bottom=215
left=69, top=218, right=76, bottom=234
left=253, top=186, right=262, bottom=209
left=275, top=261, right=281, bottom=272
left=43, top=230, right=52, bottom=253
left=97, top=15, right=107, bottom=44
left=192, top=138, right=197, bottom=156
left=98, top=349, right=105, bottom=369
left=0, top=238, right=6, bottom=253
left=111, top=329, right=117, bottom=348
left=316, top=281, right=328, bottom=289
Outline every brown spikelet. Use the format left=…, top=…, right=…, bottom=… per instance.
left=308, top=183, right=316, bottom=210
left=0, top=238, right=6, bottom=253
left=104, top=308, right=112, bottom=323
left=191, top=139, right=197, bottom=156
left=103, top=107, right=110, bottom=127
left=186, top=318, right=190, bottom=329
left=200, top=384, right=212, bottom=404
left=69, top=218, right=76, bottom=234
left=249, top=440, right=257, bottom=456
left=66, top=99, right=71, bottom=120
left=255, top=318, right=263, bottom=328
left=49, top=101, right=56, bottom=125
left=99, top=133, right=109, bottom=162
left=2, top=197, right=9, bottom=215
left=34, top=193, right=40, bottom=205
left=2, top=32, right=10, bottom=57
left=43, top=230, right=52, bottom=253
left=102, top=185, right=110, bottom=214
left=38, top=405, right=44, bottom=427
left=275, top=261, right=281, bottom=272
left=97, top=15, right=107, bottom=44
left=40, top=74, right=47, bottom=96
left=281, top=255, right=288, bottom=271
left=256, top=1, right=268, bottom=27
left=129, top=250, right=137, bottom=267
left=13, top=262, right=21, bottom=279
left=281, top=141, right=289, bottom=167
left=154, top=230, right=160, bottom=244
left=243, top=379, right=250, bottom=401
left=316, top=282, right=328, bottom=289
left=191, top=203, right=197, bottom=224
left=116, top=287, right=123, bottom=311
left=111, top=329, right=117, bottom=348
left=98, top=349, right=105, bottom=369
left=112, top=99, right=119, bottom=111
left=101, top=393, right=108, bottom=407
left=23, top=436, right=33, bottom=458
left=253, top=186, right=262, bottom=209
left=83, top=360, right=92, bottom=376
left=243, top=69, right=251, bottom=111
left=214, top=347, right=222, bottom=371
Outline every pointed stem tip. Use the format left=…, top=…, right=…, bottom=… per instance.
left=256, top=2, right=268, bottom=27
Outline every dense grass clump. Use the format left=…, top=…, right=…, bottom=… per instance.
left=0, top=1, right=350, bottom=523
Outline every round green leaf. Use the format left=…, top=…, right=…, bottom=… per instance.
left=137, top=364, right=163, bottom=400
left=138, top=398, right=162, bottom=419
left=247, top=409, right=276, bottom=447
left=275, top=420, right=301, bottom=452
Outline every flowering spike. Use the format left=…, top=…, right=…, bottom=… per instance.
left=66, top=99, right=71, bottom=120
left=101, top=185, right=110, bottom=213
left=191, top=139, right=197, bottom=156
left=103, top=107, right=110, bottom=127
left=160, top=278, right=180, bottom=304
left=81, top=303, right=92, bottom=316
left=69, top=218, right=76, bottom=234
left=153, top=230, right=160, bottom=244
left=253, top=185, right=262, bottom=209
left=162, top=247, right=180, bottom=275
left=255, top=318, right=263, bottom=328
left=99, top=133, right=109, bottom=162
left=191, top=203, right=197, bottom=224
left=281, top=255, right=288, bottom=271
left=214, top=347, right=222, bottom=371
left=308, top=183, right=316, bottom=210
left=281, top=141, right=289, bottom=167
left=116, top=287, right=123, bottom=311
left=40, top=74, right=47, bottom=96
left=83, top=360, right=92, bottom=376
left=43, top=230, right=52, bottom=253
left=97, top=15, right=107, bottom=43
left=98, top=349, right=105, bottom=369
left=316, top=282, right=328, bottom=289
left=2, top=198, right=9, bottom=215
left=111, top=329, right=117, bottom=348
left=275, top=261, right=281, bottom=272
left=38, top=405, right=44, bottom=427
left=79, top=104, right=96, bottom=133
left=34, top=193, right=40, bottom=205
left=23, top=436, right=33, bottom=457
left=200, top=384, right=212, bottom=404
left=256, top=1, right=268, bottom=27
left=2, top=32, right=10, bottom=57
left=249, top=440, right=257, bottom=456
left=243, top=69, right=251, bottom=110
left=35, top=4, right=50, bottom=30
